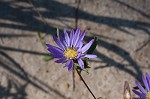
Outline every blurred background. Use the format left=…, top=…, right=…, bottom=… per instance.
left=0, top=0, right=150, bottom=99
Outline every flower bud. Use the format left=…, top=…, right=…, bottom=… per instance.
left=123, top=81, right=131, bottom=99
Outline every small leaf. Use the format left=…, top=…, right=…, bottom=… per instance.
left=74, top=64, right=82, bottom=70
left=43, top=54, right=53, bottom=61
left=74, top=62, right=89, bottom=74
left=87, top=37, right=97, bottom=54
left=83, top=58, right=91, bottom=68
left=37, top=32, right=46, bottom=47
left=97, top=97, right=102, bottom=99
left=83, top=68, right=89, bottom=74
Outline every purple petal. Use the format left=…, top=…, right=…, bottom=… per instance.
left=64, top=60, right=70, bottom=68
left=81, top=39, right=94, bottom=53
left=55, top=57, right=67, bottom=63
left=132, top=89, right=146, bottom=99
left=76, top=52, right=82, bottom=59
left=135, top=80, right=147, bottom=94
left=73, top=28, right=80, bottom=47
left=146, top=73, right=150, bottom=90
left=68, top=60, right=73, bottom=71
left=76, top=53, right=85, bottom=59
left=70, top=29, right=75, bottom=47
left=76, top=41, right=83, bottom=50
left=64, top=29, right=70, bottom=46
left=142, top=75, right=149, bottom=91
left=46, top=44, right=63, bottom=55
left=53, top=36, right=65, bottom=50
left=84, top=54, right=97, bottom=58
left=79, top=30, right=86, bottom=41
left=77, top=58, right=84, bottom=69
left=75, top=31, right=85, bottom=48
left=51, top=53, right=63, bottom=58
left=59, top=34, right=68, bottom=48
left=132, top=89, right=143, bottom=97
left=140, top=94, right=146, bottom=99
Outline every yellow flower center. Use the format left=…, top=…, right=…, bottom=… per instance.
left=147, top=92, right=150, bottom=99
left=64, top=48, right=78, bottom=59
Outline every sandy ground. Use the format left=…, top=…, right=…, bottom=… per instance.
left=0, top=0, right=150, bottom=99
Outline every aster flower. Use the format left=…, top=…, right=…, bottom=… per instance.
left=132, top=73, right=150, bottom=99
left=46, top=28, right=97, bottom=71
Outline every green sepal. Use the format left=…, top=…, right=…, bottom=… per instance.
left=74, top=63, right=81, bottom=70
left=87, top=37, right=98, bottom=54
left=74, top=61, right=90, bottom=74
left=43, top=54, right=53, bottom=62
left=74, top=65, right=89, bottom=74
left=82, top=58, right=91, bottom=68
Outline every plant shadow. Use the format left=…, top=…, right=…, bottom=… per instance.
left=0, top=0, right=150, bottom=98
left=0, top=50, right=68, bottom=99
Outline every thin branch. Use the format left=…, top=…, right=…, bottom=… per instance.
left=73, top=0, right=81, bottom=91
left=72, top=68, right=75, bottom=91
left=26, top=0, right=50, bottom=27
left=75, top=0, right=81, bottom=29
left=76, top=69, right=96, bottom=99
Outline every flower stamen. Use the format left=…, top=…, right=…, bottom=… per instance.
left=146, top=92, right=150, bottom=99
left=64, top=48, right=78, bottom=59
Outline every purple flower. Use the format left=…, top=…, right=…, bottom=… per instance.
left=46, top=28, right=97, bottom=71
left=132, top=73, right=150, bottom=99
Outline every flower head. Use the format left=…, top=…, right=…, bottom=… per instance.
left=46, top=28, right=97, bottom=71
left=132, top=73, right=150, bottom=99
